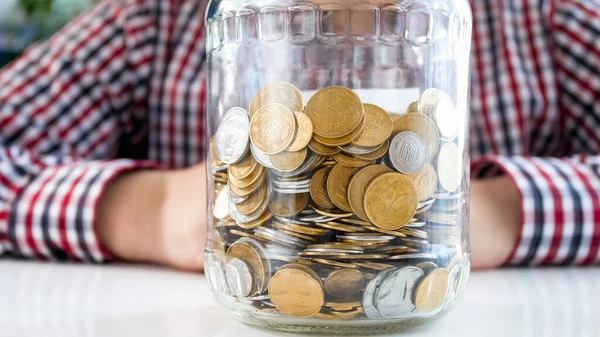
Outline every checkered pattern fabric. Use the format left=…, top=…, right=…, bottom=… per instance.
left=0, top=0, right=598, bottom=265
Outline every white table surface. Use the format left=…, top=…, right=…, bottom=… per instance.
left=1, top=261, right=598, bottom=337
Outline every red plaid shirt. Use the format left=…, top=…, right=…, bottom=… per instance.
left=0, top=0, right=599, bottom=265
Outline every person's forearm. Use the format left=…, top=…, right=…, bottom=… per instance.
left=97, top=163, right=207, bottom=271
left=97, top=170, right=167, bottom=263
left=470, top=176, right=520, bottom=269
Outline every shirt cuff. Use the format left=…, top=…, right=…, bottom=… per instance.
left=472, top=155, right=600, bottom=266
left=4, top=159, right=158, bottom=262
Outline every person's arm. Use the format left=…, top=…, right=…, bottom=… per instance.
left=0, top=0, right=159, bottom=262
left=466, top=0, right=600, bottom=268
left=471, top=156, right=600, bottom=267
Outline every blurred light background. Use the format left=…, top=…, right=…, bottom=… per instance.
left=0, top=0, right=95, bottom=67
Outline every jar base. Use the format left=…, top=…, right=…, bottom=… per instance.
left=230, top=307, right=444, bottom=335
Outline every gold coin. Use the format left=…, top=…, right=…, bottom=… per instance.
left=324, top=269, right=366, bottom=298
left=250, top=103, right=296, bottom=155
left=268, top=268, right=324, bottom=318
left=313, top=114, right=365, bottom=147
left=406, top=101, right=420, bottom=114
left=329, top=254, right=388, bottom=260
left=407, top=162, right=438, bottom=202
left=356, top=140, right=389, bottom=161
left=307, top=243, right=364, bottom=251
left=279, top=229, right=318, bottom=242
left=249, top=82, right=304, bottom=118
left=347, top=165, right=393, bottom=221
left=339, top=218, right=372, bottom=226
left=327, top=164, right=356, bottom=212
left=415, top=268, right=450, bottom=312
left=229, top=155, right=257, bottom=180
left=306, top=86, right=364, bottom=138
left=364, top=173, right=418, bottom=230
left=227, top=239, right=269, bottom=294
left=329, top=309, right=364, bottom=320
left=362, top=226, right=408, bottom=237
left=352, top=261, right=395, bottom=271
left=272, top=221, right=330, bottom=236
left=287, top=112, right=313, bottom=152
left=393, top=113, right=440, bottom=160
left=312, top=208, right=354, bottom=218
left=351, top=104, right=393, bottom=148
left=228, top=174, right=265, bottom=197
left=229, top=229, right=262, bottom=241
left=237, top=211, right=273, bottom=230
left=309, top=167, right=337, bottom=209
left=277, top=263, right=321, bottom=283
left=308, top=138, right=341, bottom=155
left=332, top=152, right=373, bottom=168
left=314, top=221, right=366, bottom=233
left=323, top=301, right=362, bottom=312
left=235, top=183, right=268, bottom=215
left=269, top=148, right=307, bottom=173
left=437, top=142, right=463, bottom=193
left=228, top=164, right=265, bottom=189
left=269, top=192, right=309, bottom=217
left=310, top=259, right=359, bottom=269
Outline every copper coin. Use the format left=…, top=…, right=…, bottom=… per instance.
left=347, top=165, right=393, bottom=221
left=249, top=82, right=304, bottom=118
left=364, top=173, right=418, bottom=230
left=250, top=103, right=296, bottom=155
left=327, top=164, right=357, bottom=212
left=351, top=104, right=393, bottom=148
left=309, top=167, right=337, bottom=209
left=324, top=269, right=366, bottom=298
left=306, top=86, right=364, bottom=138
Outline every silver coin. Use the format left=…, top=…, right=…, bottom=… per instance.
left=273, top=187, right=310, bottom=194
left=225, top=258, right=254, bottom=297
left=389, top=132, right=427, bottom=174
left=432, top=191, right=463, bottom=200
left=228, top=183, right=272, bottom=223
left=445, top=264, right=463, bottom=307
left=274, top=216, right=311, bottom=226
left=272, top=152, right=324, bottom=178
left=337, top=234, right=396, bottom=241
left=388, top=253, right=435, bottom=260
left=419, top=88, right=449, bottom=118
left=235, top=237, right=272, bottom=293
left=250, top=143, right=274, bottom=168
left=216, top=108, right=250, bottom=164
left=205, top=255, right=228, bottom=295
left=339, top=143, right=383, bottom=155
left=211, top=164, right=228, bottom=172
left=375, top=267, right=424, bottom=318
left=273, top=179, right=311, bottom=187
left=302, top=248, right=364, bottom=254
left=404, top=221, right=426, bottom=228
left=228, top=186, right=249, bottom=204
left=255, top=227, right=310, bottom=246
left=299, top=215, right=336, bottom=222
left=418, top=198, right=436, bottom=207
left=213, top=186, right=231, bottom=220
left=435, top=95, right=459, bottom=140
left=363, top=269, right=396, bottom=319
left=437, top=142, right=462, bottom=193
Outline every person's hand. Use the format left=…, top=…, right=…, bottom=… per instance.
left=97, top=163, right=207, bottom=272
left=469, top=176, right=521, bottom=270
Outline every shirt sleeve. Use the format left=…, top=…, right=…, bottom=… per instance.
left=472, top=155, right=600, bottom=266
left=0, top=0, right=158, bottom=262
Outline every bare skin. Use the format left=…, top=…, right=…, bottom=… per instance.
left=97, top=164, right=519, bottom=271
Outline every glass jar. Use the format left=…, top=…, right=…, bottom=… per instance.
left=204, top=0, right=472, bottom=333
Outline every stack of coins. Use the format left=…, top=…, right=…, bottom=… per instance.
left=206, top=82, right=468, bottom=321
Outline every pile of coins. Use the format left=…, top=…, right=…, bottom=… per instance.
left=206, top=82, right=469, bottom=321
